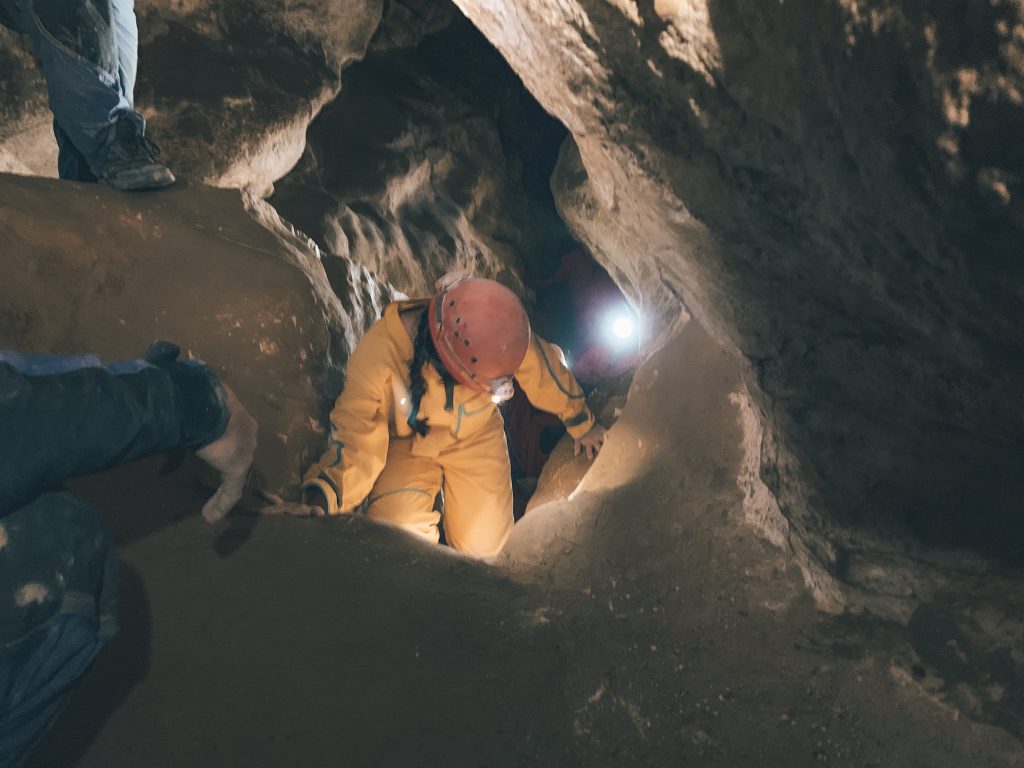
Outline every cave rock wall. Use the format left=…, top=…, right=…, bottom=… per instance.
left=454, top=0, right=1024, bottom=603
left=0, top=0, right=383, bottom=191
left=270, top=8, right=573, bottom=297
left=0, top=174, right=389, bottom=495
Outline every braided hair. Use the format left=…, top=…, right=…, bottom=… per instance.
left=407, top=307, right=462, bottom=436
left=407, top=309, right=436, bottom=437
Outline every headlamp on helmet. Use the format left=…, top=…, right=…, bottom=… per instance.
left=490, top=376, right=515, bottom=403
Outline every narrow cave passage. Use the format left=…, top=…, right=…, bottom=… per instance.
left=265, top=6, right=645, bottom=522
left=267, top=7, right=577, bottom=299
left=2, top=0, right=1023, bottom=766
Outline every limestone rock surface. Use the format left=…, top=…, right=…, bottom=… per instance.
left=0, top=24, right=52, bottom=177
left=23, top=301, right=1024, bottom=768
left=270, top=11, right=572, bottom=297
left=0, top=2, right=566, bottom=298
left=0, top=173, right=389, bottom=495
left=503, top=321, right=1024, bottom=762
left=0, top=0, right=383, bottom=190
left=454, top=0, right=1024, bottom=605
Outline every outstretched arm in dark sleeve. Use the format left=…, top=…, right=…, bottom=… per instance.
left=0, top=346, right=230, bottom=517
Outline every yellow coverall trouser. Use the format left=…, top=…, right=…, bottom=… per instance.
left=365, top=422, right=514, bottom=559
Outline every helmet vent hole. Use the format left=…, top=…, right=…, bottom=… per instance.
left=455, top=317, right=461, bottom=324
left=471, top=356, right=478, bottom=364
left=449, top=300, right=455, bottom=307
left=464, top=340, right=470, bottom=346
left=454, top=331, right=460, bottom=338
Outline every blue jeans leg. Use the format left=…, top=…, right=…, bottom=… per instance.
left=111, top=0, right=137, bottom=102
left=0, top=614, right=109, bottom=768
left=0, top=491, right=117, bottom=768
left=53, top=120, right=98, bottom=182
left=19, top=0, right=144, bottom=177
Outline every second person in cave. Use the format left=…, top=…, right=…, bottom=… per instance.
left=263, top=273, right=607, bottom=557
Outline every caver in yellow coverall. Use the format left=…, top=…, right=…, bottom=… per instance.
left=300, top=299, right=594, bottom=557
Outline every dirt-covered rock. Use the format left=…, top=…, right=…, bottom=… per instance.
left=0, top=173, right=389, bottom=495
left=26, top=315, right=1023, bottom=768
left=504, top=320, right=1024, bottom=764
left=455, top=0, right=1024, bottom=609
left=134, top=0, right=384, bottom=192
left=0, top=0, right=382, bottom=190
left=0, top=24, right=52, bottom=177
left=0, top=2, right=569, bottom=296
left=270, top=11, right=572, bottom=297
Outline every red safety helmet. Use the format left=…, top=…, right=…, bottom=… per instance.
left=428, top=275, right=530, bottom=395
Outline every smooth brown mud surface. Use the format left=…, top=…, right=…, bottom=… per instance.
left=29, top=467, right=571, bottom=767
left=28, top=324, right=1024, bottom=767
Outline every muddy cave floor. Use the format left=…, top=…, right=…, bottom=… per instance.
left=28, top=324, right=1024, bottom=768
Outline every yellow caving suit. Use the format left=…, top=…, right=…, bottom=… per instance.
left=302, top=299, right=595, bottom=557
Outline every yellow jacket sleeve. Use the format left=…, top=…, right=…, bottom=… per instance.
left=302, top=323, right=392, bottom=514
left=516, top=334, right=595, bottom=439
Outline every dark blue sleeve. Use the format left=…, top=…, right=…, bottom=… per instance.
left=0, top=344, right=229, bottom=516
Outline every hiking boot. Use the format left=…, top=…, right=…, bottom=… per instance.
left=100, top=122, right=176, bottom=191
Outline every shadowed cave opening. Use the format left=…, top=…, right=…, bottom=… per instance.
left=269, top=8, right=577, bottom=300
left=266, top=5, right=644, bottom=519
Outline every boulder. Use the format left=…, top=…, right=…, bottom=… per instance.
left=270, top=11, right=572, bottom=297
left=0, top=25, right=53, bottom=177
left=0, top=173, right=390, bottom=495
left=454, top=0, right=1024, bottom=605
left=0, top=0, right=383, bottom=190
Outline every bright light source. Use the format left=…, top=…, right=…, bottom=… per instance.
left=612, top=315, right=635, bottom=339
left=490, top=376, right=515, bottom=403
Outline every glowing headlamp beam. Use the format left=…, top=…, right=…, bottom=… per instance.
left=611, top=316, right=635, bottom=340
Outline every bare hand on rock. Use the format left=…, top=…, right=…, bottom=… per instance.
left=259, top=491, right=326, bottom=518
left=574, top=424, right=608, bottom=460
left=195, top=385, right=258, bottom=523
